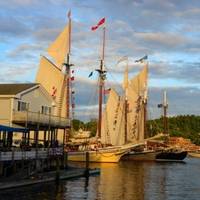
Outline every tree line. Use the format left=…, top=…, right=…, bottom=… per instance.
left=72, top=115, right=200, bottom=145
left=147, top=115, right=200, bottom=145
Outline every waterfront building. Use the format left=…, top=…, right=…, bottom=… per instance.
left=0, top=83, right=70, bottom=177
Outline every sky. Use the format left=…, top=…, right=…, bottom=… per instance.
left=0, top=0, right=200, bottom=121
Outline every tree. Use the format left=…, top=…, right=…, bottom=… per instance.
left=72, top=119, right=84, bottom=131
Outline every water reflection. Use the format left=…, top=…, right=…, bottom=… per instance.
left=93, top=162, right=145, bottom=200
left=1, top=158, right=200, bottom=200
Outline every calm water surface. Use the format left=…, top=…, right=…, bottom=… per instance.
left=1, top=157, right=200, bottom=200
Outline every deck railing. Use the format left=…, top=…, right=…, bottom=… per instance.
left=12, top=110, right=70, bottom=128
left=0, top=148, right=63, bottom=161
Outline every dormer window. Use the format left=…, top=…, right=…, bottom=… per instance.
left=18, top=101, right=28, bottom=111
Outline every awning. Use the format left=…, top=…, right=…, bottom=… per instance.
left=0, top=125, right=29, bottom=132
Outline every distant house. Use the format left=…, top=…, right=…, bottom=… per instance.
left=0, top=83, right=70, bottom=128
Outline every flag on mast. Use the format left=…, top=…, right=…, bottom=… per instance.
left=91, top=18, right=105, bottom=31
left=135, top=55, right=148, bottom=63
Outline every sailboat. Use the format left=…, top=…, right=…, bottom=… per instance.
left=154, top=91, right=188, bottom=161
left=67, top=58, right=148, bottom=162
left=67, top=19, right=140, bottom=163
left=122, top=90, right=188, bottom=161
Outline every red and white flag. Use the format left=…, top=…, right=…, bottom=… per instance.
left=71, top=76, right=75, bottom=81
left=91, top=17, right=105, bottom=31
left=51, top=86, right=57, bottom=98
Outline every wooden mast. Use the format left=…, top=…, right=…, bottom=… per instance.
left=163, top=90, right=168, bottom=135
left=124, top=59, right=128, bottom=144
left=143, top=96, right=147, bottom=139
left=143, top=63, right=148, bottom=139
left=97, top=27, right=106, bottom=138
left=65, top=10, right=72, bottom=144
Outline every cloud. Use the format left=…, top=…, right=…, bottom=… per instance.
left=0, top=63, right=36, bottom=83
left=7, top=44, right=44, bottom=60
left=0, top=15, right=31, bottom=37
left=149, top=61, right=200, bottom=84
left=148, top=86, right=200, bottom=119
left=0, top=0, right=200, bottom=120
left=135, top=32, right=188, bottom=49
left=72, top=76, right=200, bottom=121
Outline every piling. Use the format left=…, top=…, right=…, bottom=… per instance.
left=85, top=151, right=89, bottom=176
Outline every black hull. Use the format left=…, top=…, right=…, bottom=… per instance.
left=156, top=151, right=187, bottom=161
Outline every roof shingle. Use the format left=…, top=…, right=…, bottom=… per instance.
left=0, top=83, right=38, bottom=95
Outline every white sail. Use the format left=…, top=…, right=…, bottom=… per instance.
left=101, top=64, right=148, bottom=146
left=122, top=65, right=129, bottom=90
left=36, top=56, right=67, bottom=117
left=101, top=89, right=125, bottom=146
left=127, top=64, right=148, bottom=142
left=47, top=25, right=70, bottom=68
left=126, top=83, right=139, bottom=143
left=129, top=64, right=148, bottom=96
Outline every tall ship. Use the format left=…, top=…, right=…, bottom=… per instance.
left=35, top=14, right=137, bottom=163
left=35, top=12, right=187, bottom=163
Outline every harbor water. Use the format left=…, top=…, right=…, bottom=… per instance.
left=1, top=157, right=200, bottom=200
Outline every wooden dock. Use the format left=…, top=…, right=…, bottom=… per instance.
left=0, top=168, right=100, bottom=190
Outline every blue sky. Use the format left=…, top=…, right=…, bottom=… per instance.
left=0, top=0, right=200, bottom=120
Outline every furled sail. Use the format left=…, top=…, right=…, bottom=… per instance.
left=101, top=64, right=148, bottom=146
left=126, top=83, right=139, bottom=143
left=36, top=56, right=67, bottom=117
left=101, top=89, right=125, bottom=146
left=47, top=25, right=70, bottom=68
left=128, top=64, right=148, bottom=142
left=129, top=64, right=148, bottom=96
left=122, top=65, right=129, bottom=90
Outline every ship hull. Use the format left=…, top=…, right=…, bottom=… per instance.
left=156, top=151, right=187, bottom=161
left=121, top=150, right=160, bottom=161
left=121, top=149, right=187, bottom=161
left=67, top=147, right=128, bottom=163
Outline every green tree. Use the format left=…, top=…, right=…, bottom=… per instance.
left=72, top=119, right=84, bottom=131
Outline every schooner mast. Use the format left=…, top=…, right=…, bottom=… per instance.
left=158, top=90, right=168, bottom=136
left=163, top=91, right=168, bottom=135
left=123, top=58, right=129, bottom=144
left=36, top=10, right=73, bottom=147
left=63, top=11, right=73, bottom=144
left=98, top=26, right=106, bottom=139
left=65, top=11, right=72, bottom=120
left=91, top=18, right=106, bottom=139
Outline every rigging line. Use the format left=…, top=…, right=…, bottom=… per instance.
left=106, top=69, right=121, bottom=90
left=81, top=76, right=99, bottom=123
left=148, top=105, right=161, bottom=136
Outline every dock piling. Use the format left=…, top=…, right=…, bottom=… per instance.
left=85, top=152, right=89, bottom=176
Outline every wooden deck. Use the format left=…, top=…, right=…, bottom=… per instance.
left=0, top=148, right=63, bottom=161
left=12, top=110, right=70, bottom=128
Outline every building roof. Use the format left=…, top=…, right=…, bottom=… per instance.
left=0, top=83, right=38, bottom=95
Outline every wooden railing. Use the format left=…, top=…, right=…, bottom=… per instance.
left=12, top=110, right=70, bottom=128
left=0, top=148, right=63, bottom=161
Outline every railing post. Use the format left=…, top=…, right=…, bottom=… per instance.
left=85, top=151, right=89, bottom=176
left=25, top=104, right=29, bottom=128
left=35, top=111, right=40, bottom=172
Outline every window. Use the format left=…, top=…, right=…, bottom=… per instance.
left=41, top=106, right=51, bottom=114
left=17, top=101, right=28, bottom=111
